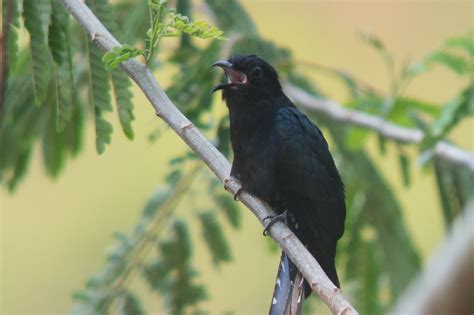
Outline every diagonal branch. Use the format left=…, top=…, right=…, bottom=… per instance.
left=59, top=0, right=358, bottom=314
left=392, top=199, right=474, bottom=314
left=284, top=84, right=474, bottom=173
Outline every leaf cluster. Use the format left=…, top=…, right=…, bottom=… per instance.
left=144, top=0, right=224, bottom=63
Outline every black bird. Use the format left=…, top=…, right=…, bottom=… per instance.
left=212, top=55, right=346, bottom=315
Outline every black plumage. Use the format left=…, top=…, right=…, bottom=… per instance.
left=212, top=55, right=346, bottom=315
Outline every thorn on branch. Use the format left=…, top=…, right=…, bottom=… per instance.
left=91, top=32, right=99, bottom=41
left=338, top=306, right=351, bottom=315
left=223, top=176, right=242, bottom=200
left=180, top=122, right=193, bottom=134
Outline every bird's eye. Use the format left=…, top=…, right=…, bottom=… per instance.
left=251, top=66, right=263, bottom=78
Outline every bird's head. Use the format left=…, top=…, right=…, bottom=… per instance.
left=211, top=54, right=282, bottom=100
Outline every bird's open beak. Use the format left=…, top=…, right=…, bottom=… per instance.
left=211, top=60, right=248, bottom=92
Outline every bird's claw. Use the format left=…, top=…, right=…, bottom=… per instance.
left=263, top=210, right=290, bottom=236
left=233, top=188, right=242, bottom=201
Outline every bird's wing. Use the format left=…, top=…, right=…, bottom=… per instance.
left=274, top=106, right=345, bottom=239
left=273, top=106, right=346, bottom=288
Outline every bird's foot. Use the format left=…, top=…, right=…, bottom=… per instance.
left=263, top=209, right=290, bottom=236
left=233, top=187, right=242, bottom=201
left=223, top=177, right=242, bottom=201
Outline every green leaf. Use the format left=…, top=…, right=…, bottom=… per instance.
left=204, top=0, right=257, bottom=33
left=445, top=32, right=474, bottom=56
left=170, top=13, right=225, bottom=40
left=432, top=159, right=473, bottom=228
left=103, top=45, right=143, bottom=70
left=144, top=0, right=169, bottom=62
left=142, top=259, right=172, bottom=291
left=86, top=41, right=113, bottom=154
left=3, top=0, right=21, bottom=74
left=85, top=0, right=136, bottom=141
left=145, top=220, right=208, bottom=314
left=357, top=31, right=386, bottom=52
left=23, top=0, right=51, bottom=105
left=325, top=123, right=421, bottom=303
left=170, top=0, right=195, bottom=62
left=119, top=2, right=150, bottom=44
left=142, top=186, right=171, bottom=218
left=398, top=150, right=411, bottom=187
left=64, top=97, right=84, bottom=156
left=115, top=291, right=145, bottom=315
left=425, top=50, right=470, bottom=75
left=433, top=160, right=456, bottom=227
left=49, top=0, right=74, bottom=131
left=343, top=192, right=365, bottom=281
left=0, top=75, right=40, bottom=191
left=95, top=117, right=113, bottom=154
left=42, top=82, right=66, bottom=178
left=377, top=134, right=387, bottom=155
left=111, top=70, right=135, bottom=139
left=199, top=212, right=232, bottom=265
left=361, top=240, right=383, bottom=315
left=423, top=85, right=474, bottom=147
left=165, top=169, right=183, bottom=185
left=345, top=127, right=370, bottom=151
left=357, top=30, right=394, bottom=68
left=387, top=97, right=440, bottom=127
left=166, top=40, right=222, bottom=126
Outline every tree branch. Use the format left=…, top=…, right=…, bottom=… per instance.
left=392, top=199, right=474, bottom=315
left=59, top=0, right=358, bottom=314
left=284, top=84, right=474, bottom=173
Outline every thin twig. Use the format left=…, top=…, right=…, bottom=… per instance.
left=284, top=84, right=474, bottom=173
left=59, top=0, right=358, bottom=314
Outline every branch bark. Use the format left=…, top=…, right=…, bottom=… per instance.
left=284, top=84, right=474, bottom=173
left=59, top=0, right=358, bottom=314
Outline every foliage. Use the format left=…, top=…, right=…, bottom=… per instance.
left=1, top=1, right=473, bottom=315
left=143, top=220, right=208, bottom=315
left=102, top=0, right=226, bottom=66
left=102, top=45, right=143, bottom=70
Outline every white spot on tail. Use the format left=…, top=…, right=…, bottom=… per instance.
left=272, top=297, right=277, bottom=305
left=281, top=261, right=286, bottom=272
left=277, top=278, right=281, bottom=287
left=299, top=276, right=304, bottom=287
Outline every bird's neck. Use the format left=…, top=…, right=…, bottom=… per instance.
left=225, top=93, right=288, bottom=154
left=226, top=95, right=276, bottom=136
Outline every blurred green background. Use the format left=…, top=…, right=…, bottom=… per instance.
left=1, top=0, right=473, bottom=314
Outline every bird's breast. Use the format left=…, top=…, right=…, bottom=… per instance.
left=231, top=130, right=270, bottom=190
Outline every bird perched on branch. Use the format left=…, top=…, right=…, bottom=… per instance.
left=212, top=55, right=346, bottom=315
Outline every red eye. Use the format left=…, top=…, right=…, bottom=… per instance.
left=252, top=66, right=263, bottom=78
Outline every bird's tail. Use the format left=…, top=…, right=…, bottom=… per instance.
left=269, top=252, right=304, bottom=315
